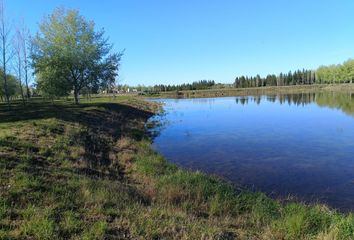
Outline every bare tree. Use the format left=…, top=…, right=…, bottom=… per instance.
left=0, top=0, right=13, bottom=107
left=13, top=27, right=25, bottom=106
left=19, top=20, right=30, bottom=99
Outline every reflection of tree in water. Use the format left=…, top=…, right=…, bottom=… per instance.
left=266, top=93, right=317, bottom=106
left=316, top=92, right=354, bottom=117
left=235, top=93, right=317, bottom=106
left=233, top=92, right=354, bottom=117
left=190, top=98, right=216, bottom=104
left=235, top=97, right=249, bottom=105
left=239, top=97, right=249, bottom=105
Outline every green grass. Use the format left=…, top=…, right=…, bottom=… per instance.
left=131, top=140, right=354, bottom=239
left=1, top=96, right=354, bottom=239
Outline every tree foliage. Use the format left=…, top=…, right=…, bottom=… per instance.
left=0, top=70, right=21, bottom=100
left=317, top=60, right=354, bottom=83
left=32, top=8, right=122, bottom=103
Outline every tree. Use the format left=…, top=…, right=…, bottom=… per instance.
left=32, top=8, right=122, bottom=104
left=342, top=59, right=354, bottom=83
left=18, top=20, right=31, bottom=98
left=0, top=0, right=12, bottom=107
left=13, top=27, right=25, bottom=105
left=0, top=70, right=20, bottom=101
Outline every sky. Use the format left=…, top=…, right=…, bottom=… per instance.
left=7, top=0, right=354, bottom=86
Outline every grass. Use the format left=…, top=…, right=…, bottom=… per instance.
left=1, top=95, right=354, bottom=239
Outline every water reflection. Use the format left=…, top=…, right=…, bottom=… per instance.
left=233, top=92, right=354, bottom=117
left=149, top=92, right=354, bottom=211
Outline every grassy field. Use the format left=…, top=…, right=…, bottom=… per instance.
left=1, top=96, right=354, bottom=239
left=153, top=84, right=354, bottom=99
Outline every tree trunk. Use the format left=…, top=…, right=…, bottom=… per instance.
left=24, top=61, right=30, bottom=99
left=0, top=2, right=10, bottom=109
left=19, top=81, right=25, bottom=107
left=2, top=36, right=9, bottom=108
left=74, top=88, right=80, bottom=104
left=18, top=63, right=25, bottom=107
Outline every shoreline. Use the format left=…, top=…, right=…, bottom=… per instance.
left=148, top=83, right=354, bottom=99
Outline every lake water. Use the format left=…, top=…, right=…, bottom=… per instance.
left=148, top=92, right=354, bottom=211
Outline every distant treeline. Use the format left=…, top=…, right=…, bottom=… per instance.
left=234, top=69, right=315, bottom=88
left=140, top=59, right=354, bottom=93
left=152, top=80, right=216, bottom=92
left=235, top=59, right=354, bottom=88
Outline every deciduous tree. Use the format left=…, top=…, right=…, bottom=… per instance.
left=32, top=8, right=122, bottom=104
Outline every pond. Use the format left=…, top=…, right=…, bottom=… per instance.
left=148, top=92, right=354, bottom=211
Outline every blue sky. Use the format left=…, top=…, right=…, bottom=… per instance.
left=7, top=0, right=354, bottom=85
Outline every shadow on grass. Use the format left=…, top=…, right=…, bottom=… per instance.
left=0, top=98, right=155, bottom=181
left=0, top=99, right=154, bottom=140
